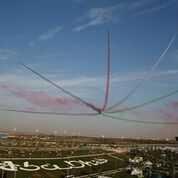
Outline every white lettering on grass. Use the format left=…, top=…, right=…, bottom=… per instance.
left=0, top=161, right=19, bottom=171
left=20, top=161, right=40, bottom=171
left=41, top=164, right=60, bottom=171
left=64, top=160, right=85, bottom=169
left=0, top=158, right=108, bottom=172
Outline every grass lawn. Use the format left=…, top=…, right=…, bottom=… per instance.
left=0, top=154, right=130, bottom=178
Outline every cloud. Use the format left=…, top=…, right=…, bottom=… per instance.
left=167, top=49, right=178, bottom=61
left=72, top=0, right=89, bottom=3
left=34, top=53, right=62, bottom=60
left=154, top=70, right=178, bottom=76
left=73, top=0, right=174, bottom=31
left=29, top=41, right=36, bottom=47
left=38, top=26, right=63, bottom=41
left=0, top=49, right=19, bottom=61
left=133, top=0, right=174, bottom=17
left=15, top=34, right=23, bottom=38
left=73, top=6, right=119, bottom=31
left=126, top=0, right=155, bottom=11
left=0, top=67, right=178, bottom=114
left=30, top=26, right=63, bottom=46
left=1, top=69, right=177, bottom=90
left=111, top=69, right=178, bottom=86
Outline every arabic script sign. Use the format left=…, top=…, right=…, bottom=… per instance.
left=0, top=158, right=108, bottom=172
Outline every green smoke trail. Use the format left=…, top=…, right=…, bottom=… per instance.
left=102, top=112, right=178, bottom=125
left=107, top=31, right=178, bottom=111
left=106, top=90, right=178, bottom=113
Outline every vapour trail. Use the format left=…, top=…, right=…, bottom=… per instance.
left=105, top=90, right=178, bottom=113
left=0, top=108, right=99, bottom=116
left=19, top=62, right=101, bottom=114
left=102, top=29, right=111, bottom=111
left=102, top=112, right=178, bottom=125
left=107, top=31, right=178, bottom=111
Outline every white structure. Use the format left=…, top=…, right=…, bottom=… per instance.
left=131, top=168, right=143, bottom=176
left=144, top=160, right=152, bottom=168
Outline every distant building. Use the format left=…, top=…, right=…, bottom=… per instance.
left=0, top=132, right=8, bottom=141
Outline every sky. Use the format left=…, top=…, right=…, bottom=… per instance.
left=0, top=0, right=178, bottom=139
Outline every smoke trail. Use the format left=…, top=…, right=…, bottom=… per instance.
left=156, top=101, right=178, bottom=122
left=0, top=83, right=100, bottom=115
left=0, top=84, right=83, bottom=109
left=102, top=29, right=111, bottom=111
left=0, top=108, right=99, bottom=116
left=107, top=31, right=178, bottom=111
left=102, top=112, right=178, bottom=124
left=19, top=62, right=101, bottom=113
left=105, top=90, right=178, bottom=113
left=168, top=101, right=178, bottom=110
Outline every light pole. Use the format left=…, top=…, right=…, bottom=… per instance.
left=102, top=135, right=105, bottom=145
left=35, top=129, right=39, bottom=135
left=64, top=130, right=67, bottom=136
left=121, top=136, right=124, bottom=144
left=35, top=129, right=39, bottom=149
left=54, top=130, right=57, bottom=152
left=13, top=128, right=16, bottom=145
left=13, top=128, right=16, bottom=157
left=54, top=130, right=57, bottom=141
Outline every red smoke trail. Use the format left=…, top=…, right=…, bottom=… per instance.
left=102, top=29, right=110, bottom=111
left=1, top=80, right=102, bottom=115
left=155, top=102, right=178, bottom=135
left=19, top=62, right=101, bottom=114
left=17, top=30, right=113, bottom=113
left=0, top=83, right=100, bottom=115
left=0, top=84, right=82, bottom=109
left=1, top=31, right=111, bottom=114
left=157, top=101, right=178, bottom=121
left=168, top=101, right=178, bottom=110
left=12, top=91, right=80, bottom=108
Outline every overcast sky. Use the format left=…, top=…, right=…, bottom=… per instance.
left=0, top=0, right=178, bottom=139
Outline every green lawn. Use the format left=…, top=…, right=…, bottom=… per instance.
left=0, top=154, right=130, bottom=178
